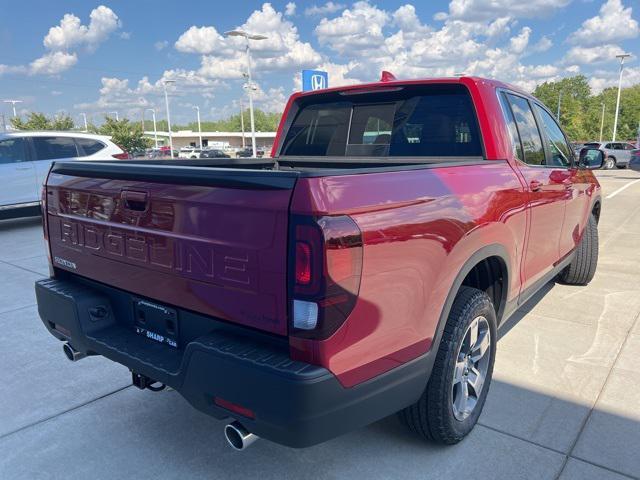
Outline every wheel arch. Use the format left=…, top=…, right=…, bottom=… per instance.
left=430, top=244, right=511, bottom=354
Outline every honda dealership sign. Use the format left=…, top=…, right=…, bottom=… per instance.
left=302, top=70, right=329, bottom=91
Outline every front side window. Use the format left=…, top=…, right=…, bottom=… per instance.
left=281, top=84, right=482, bottom=159
left=505, top=94, right=545, bottom=166
left=0, top=138, right=27, bottom=164
left=33, top=136, right=78, bottom=160
left=534, top=104, right=571, bottom=167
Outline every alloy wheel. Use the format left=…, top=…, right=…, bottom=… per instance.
left=451, top=315, right=492, bottom=421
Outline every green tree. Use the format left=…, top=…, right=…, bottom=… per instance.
left=93, top=117, right=151, bottom=152
left=533, top=76, right=640, bottom=142
left=10, top=112, right=76, bottom=131
left=11, top=112, right=52, bottom=130
left=51, top=114, right=74, bottom=130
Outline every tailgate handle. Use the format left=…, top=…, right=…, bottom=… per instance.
left=121, top=190, right=148, bottom=212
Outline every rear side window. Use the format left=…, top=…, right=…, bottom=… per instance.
left=281, top=84, right=482, bottom=158
left=0, top=138, right=27, bottom=164
left=76, top=138, right=106, bottom=156
left=33, top=136, right=78, bottom=160
left=505, top=94, right=545, bottom=166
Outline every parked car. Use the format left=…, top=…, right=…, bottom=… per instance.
left=35, top=76, right=603, bottom=450
left=629, top=149, right=640, bottom=172
left=178, top=147, right=202, bottom=159
left=583, top=141, right=636, bottom=169
left=0, top=131, right=127, bottom=219
left=199, top=149, right=230, bottom=159
left=236, top=147, right=265, bottom=158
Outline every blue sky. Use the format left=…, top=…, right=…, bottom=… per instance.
left=0, top=0, right=638, bottom=125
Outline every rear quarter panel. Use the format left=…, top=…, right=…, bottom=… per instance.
left=289, top=162, right=528, bottom=387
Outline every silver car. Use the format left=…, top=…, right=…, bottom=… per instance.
left=583, top=141, right=637, bottom=169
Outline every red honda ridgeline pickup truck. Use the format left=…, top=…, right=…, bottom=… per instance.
left=35, top=76, right=603, bottom=450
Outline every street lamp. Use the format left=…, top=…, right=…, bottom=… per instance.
left=612, top=53, right=631, bottom=142
left=162, top=80, right=176, bottom=158
left=599, top=103, right=606, bottom=143
left=239, top=100, right=246, bottom=149
left=79, top=113, right=88, bottom=132
left=109, top=111, right=119, bottom=121
left=3, top=100, right=23, bottom=117
left=556, top=90, right=563, bottom=121
left=224, top=29, right=268, bottom=158
left=146, top=108, right=158, bottom=149
left=193, top=105, right=202, bottom=149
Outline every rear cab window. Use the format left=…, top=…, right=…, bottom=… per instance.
left=280, top=84, right=483, bottom=161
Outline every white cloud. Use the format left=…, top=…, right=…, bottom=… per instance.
left=2, top=5, right=120, bottom=77
left=176, top=3, right=322, bottom=80
left=304, top=2, right=345, bottom=16
left=0, top=64, right=27, bottom=76
left=120, top=32, right=131, bottom=40
left=569, top=0, right=639, bottom=46
left=29, top=51, right=78, bottom=75
left=588, top=66, right=640, bottom=92
left=532, top=36, right=553, bottom=53
left=439, top=0, right=572, bottom=21
left=285, top=2, right=296, bottom=16
left=315, top=1, right=389, bottom=55
left=509, top=27, right=531, bottom=54
left=175, top=26, right=228, bottom=55
left=563, top=44, right=625, bottom=64
left=43, top=6, right=120, bottom=52
left=154, top=40, right=169, bottom=51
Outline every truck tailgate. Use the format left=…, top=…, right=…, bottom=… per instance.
left=44, top=161, right=298, bottom=336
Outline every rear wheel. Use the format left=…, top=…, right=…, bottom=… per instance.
left=399, top=286, right=497, bottom=444
left=559, top=214, right=598, bottom=285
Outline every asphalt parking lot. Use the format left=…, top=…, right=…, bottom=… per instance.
left=1, top=170, right=640, bottom=480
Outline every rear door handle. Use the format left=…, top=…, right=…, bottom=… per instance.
left=529, top=180, right=542, bottom=192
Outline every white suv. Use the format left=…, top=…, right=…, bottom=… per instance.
left=0, top=131, right=127, bottom=219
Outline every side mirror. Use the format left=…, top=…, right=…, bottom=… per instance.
left=579, top=148, right=604, bottom=169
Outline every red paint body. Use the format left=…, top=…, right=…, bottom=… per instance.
left=45, top=77, right=600, bottom=389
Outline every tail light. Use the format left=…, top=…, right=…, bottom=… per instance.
left=112, top=152, right=129, bottom=160
left=290, top=215, right=363, bottom=339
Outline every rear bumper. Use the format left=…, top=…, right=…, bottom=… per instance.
left=35, top=276, right=433, bottom=448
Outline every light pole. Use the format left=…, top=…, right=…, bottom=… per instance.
left=556, top=90, right=562, bottom=121
left=612, top=53, right=631, bottom=142
left=146, top=108, right=158, bottom=148
left=225, top=29, right=268, bottom=158
left=193, top=106, right=202, bottom=149
left=239, top=100, right=246, bottom=149
left=162, top=80, right=176, bottom=158
left=3, top=100, right=23, bottom=117
left=80, top=113, right=88, bottom=132
left=108, top=111, right=119, bottom=121
left=599, top=103, right=606, bottom=142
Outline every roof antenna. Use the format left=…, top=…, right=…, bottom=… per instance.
left=380, top=71, right=397, bottom=82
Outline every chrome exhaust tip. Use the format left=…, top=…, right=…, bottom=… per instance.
left=224, top=421, right=259, bottom=451
left=63, top=342, right=86, bottom=362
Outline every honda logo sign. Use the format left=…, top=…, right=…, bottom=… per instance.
left=302, top=70, right=329, bottom=92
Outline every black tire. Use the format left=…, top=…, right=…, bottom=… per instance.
left=559, top=214, right=598, bottom=285
left=399, top=286, right=497, bottom=444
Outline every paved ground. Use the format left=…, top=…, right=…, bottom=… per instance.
left=1, top=170, right=640, bottom=480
